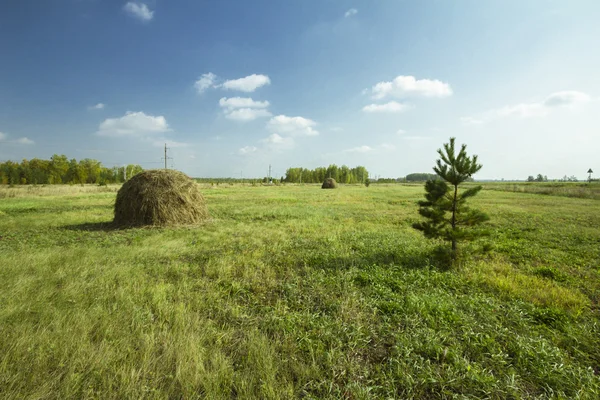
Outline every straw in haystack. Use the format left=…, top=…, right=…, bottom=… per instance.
left=322, top=178, right=338, bottom=189
left=113, top=169, right=209, bottom=227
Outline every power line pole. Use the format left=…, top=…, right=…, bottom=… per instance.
left=162, top=143, right=172, bottom=170
left=268, top=164, right=272, bottom=184
left=164, top=143, right=168, bottom=169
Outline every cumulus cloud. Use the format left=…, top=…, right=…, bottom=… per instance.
left=260, top=133, right=295, bottom=149
left=222, top=74, right=271, bottom=92
left=96, top=111, right=170, bottom=137
left=16, top=137, right=35, bottom=145
left=542, top=91, right=591, bottom=107
left=462, top=90, right=592, bottom=124
left=344, top=8, right=358, bottom=18
left=267, top=115, right=319, bottom=136
left=362, top=101, right=408, bottom=113
left=370, top=75, right=452, bottom=100
left=238, top=146, right=257, bottom=155
left=219, top=97, right=270, bottom=110
left=219, top=97, right=271, bottom=121
left=88, top=103, right=105, bottom=110
left=195, top=72, right=218, bottom=94
left=0, top=132, right=35, bottom=145
left=123, top=2, right=154, bottom=21
left=226, top=108, right=272, bottom=121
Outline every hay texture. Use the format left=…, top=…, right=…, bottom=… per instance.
left=113, top=170, right=209, bottom=227
left=321, top=178, right=338, bottom=189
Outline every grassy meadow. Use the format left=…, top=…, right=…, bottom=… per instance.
left=1, top=183, right=599, bottom=399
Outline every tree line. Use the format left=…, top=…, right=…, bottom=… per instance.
left=283, top=165, right=369, bottom=184
left=0, top=155, right=143, bottom=185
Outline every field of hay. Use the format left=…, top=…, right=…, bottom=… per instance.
left=1, top=183, right=599, bottom=399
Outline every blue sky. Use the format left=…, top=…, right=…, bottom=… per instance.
left=1, top=0, right=599, bottom=179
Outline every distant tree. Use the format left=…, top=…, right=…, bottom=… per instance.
left=49, top=154, right=69, bottom=184
left=283, top=165, right=369, bottom=183
left=535, top=174, right=544, bottom=182
left=588, top=168, right=594, bottom=183
left=406, top=173, right=439, bottom=182
left=527, top=176, right=535, bottom=182
left=413, top=137, right=489, bottom=262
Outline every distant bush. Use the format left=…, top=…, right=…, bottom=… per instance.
left=405, top=173, right=440, bottom=182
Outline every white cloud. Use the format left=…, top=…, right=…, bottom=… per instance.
left=344, top=145, right=372, bottom=153
left=219, top=97, right=271, bottom=121
left=123, top=2, right=154, bottom=22
left=542, top=91, right=591, bottom=107
left=16, top=137, right=35, bottom=145
left=396, top=129, right=407, bottom=135
left=261, top=133, right=295, bottom=149
left=267, top=115, right=319, bottom=136
left=88, top=103, right=105, bottom=110
left=238, top=146, right=257, bottom=155
left=226, top=108, right=272, bottom=121
left=219, top=97, right=270, bottom=110
left=222, top=74, right=271, bottom=92
left=371, top=75, right=452, bottom=100
left=462, top=90, right=592, bottom=124
left=344, top=8, right=358, bottom=18
left=0, top=132, right=35, bottom=145
left=96, top=111, right=170, bottom=137
left=362, top=101, right=408, bottom=113
left=195, top=72, right=218, bottom=94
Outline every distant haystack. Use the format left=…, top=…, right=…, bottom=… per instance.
left=113, top=170, right=209, bottom=227
left=322, top=178, right=338, bottom=189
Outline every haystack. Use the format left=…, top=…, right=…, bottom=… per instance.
left=322, top=178, right=338, bottom=189
left=113, top=169, right=209, bottom=227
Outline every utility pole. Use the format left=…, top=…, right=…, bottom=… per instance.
left=268, top=164, right=272, bottom=184
left=164, top=143, right=168, bottom=169
left=162, top=143, right=172, bottom=170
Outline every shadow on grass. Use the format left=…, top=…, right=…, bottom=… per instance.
left=297, top=249, right=439, bottom=271
left=61, top=221, right=122, bottom=232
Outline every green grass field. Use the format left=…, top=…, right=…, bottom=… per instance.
left=1, top=183, right=599, bottom=399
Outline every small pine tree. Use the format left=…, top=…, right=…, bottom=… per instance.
left=413, top=137, right=489, bottom=262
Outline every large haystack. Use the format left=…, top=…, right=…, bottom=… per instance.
left=322, top=178, right=338, bottom=189
left=113, top=169, right=209, bottom=227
